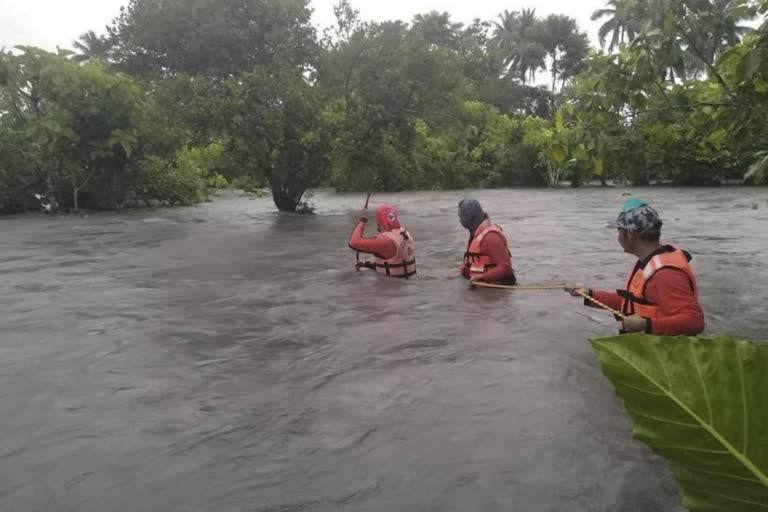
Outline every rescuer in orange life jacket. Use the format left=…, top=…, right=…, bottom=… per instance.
left=458, top=199, right=517, bottom=285
left=348, top=204, right=416, bottom=278
left=564, top=198, right=704, bottom=335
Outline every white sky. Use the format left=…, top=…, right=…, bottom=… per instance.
left=0, top=0, right=605, bottom=51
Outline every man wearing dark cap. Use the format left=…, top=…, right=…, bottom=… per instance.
left=565, top=198, right=704, bottom=335
left=458, top=199, right=517, bottom=285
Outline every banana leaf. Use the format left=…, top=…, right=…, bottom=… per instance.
left=591, top=334, right=768, bottom=511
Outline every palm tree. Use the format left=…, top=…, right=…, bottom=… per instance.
left=645, top=0, right=756, bottom=80
left=694, top=0, right=756, bottom=65
left=72, top=30, right=112, bottom=63
left=491, top=9, right=546, bottom=83
left=592, top=0, right=642, bottom=51
left=519, top=8, right=538, bottom=30
left=491, top=10, right=519, bottom=49
left=412, top=11, right=462, bottom=48
left=491, top=10, right=521, bottom=75
left=514, top=9, right=546, bottom=83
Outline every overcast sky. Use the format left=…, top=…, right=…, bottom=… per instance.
left=0, top=0, right=606, bottom=51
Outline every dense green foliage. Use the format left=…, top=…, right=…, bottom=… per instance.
left=592, top=334, right=768, bottom=511
left=1, top=0, right=767, bottom=212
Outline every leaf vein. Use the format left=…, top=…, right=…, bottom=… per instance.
left=601, top=343, right=768, bottom=487
left=697, top=489, right=768, bottom=508
left=690, top=342, right=713, bottom=425
left=695, top=468, right=763, bottom=484
left=626, top=407, right=705, bottom=429
left=617, top=382, right=667, bottom=397
left=653, top=340, right=672, bottom=389
left=653, top=444, right=729, bottom=454
left=737, top=344, right=748, bottom=455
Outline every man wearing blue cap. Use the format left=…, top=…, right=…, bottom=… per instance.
left=565, top=198, right=704, bottom=335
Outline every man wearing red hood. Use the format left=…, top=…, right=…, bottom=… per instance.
left=348, top=204, right=416, bottom=278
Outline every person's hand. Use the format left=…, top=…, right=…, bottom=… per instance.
left=622, top=315, right=648, bottom=333
left=355, top=260, right=374, bottom=270
left=564, top=282, right=588, bottom=297
left=355, top=260, right=373, bottom=270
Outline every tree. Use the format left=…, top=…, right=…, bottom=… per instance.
left=226, top=71, right=330, bottom=212
left=108, top=0, right=318, bottom=77
left=0, top=48, right=140, bottom=209
left=539, top=15, right=590, bottom=91
left=491, top=10, right=519, bottom=51
left=411, top=11, right=462, bottom=49
left=684, top=0, right=757, bottom=68
left=325, top=0, right=363, bottom=43
left=491, top=9, right=547, bottom=83
left=0, top=47, right=213, bottom=212
left=592, top=0, right=642, bottom=51
left=319, top=20, right=467, bottom=192
left=71, top=30, right=113, bottom=63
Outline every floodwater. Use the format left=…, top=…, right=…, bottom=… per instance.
left=1, top=188, right=766, bottom=512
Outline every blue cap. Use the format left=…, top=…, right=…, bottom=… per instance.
left=620, top=197, right=648, bottom=212
left=609, top=198, right=662, bottom=232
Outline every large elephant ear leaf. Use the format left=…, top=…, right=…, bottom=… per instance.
left=591, top=334, right=768, bottom=512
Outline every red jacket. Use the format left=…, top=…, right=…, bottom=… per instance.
left=461, top=230, right=515, bottom=283
left=348, top=220, right=397, bottom=260
left=588, top=247, right=704, bottom=335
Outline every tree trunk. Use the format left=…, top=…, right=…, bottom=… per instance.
left=551, top=56, right=558, bottom=92
left=271, top=187, right=301, bottom=213
left=73, top=180, right=79, bottom=212
left=112, top=169, right=119, bottom=209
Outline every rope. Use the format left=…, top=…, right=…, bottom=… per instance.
left=574, top=289, right=628, bottom=320
left=471, top=281, right=628, bottom=320
left=471, top=282, right=565, bottom=291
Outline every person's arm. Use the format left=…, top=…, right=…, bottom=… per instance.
left=348, top=220, right=397, bottom=260
left=641, top=268, right=705, bottom=335
left=475, top=232, right=514, bottom=282
left=587, top=289, right=624, bottom=311
left=565, top=284, right=624, bottom=312
left=459, top=236, right=471, bottom=278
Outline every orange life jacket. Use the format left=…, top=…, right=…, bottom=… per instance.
left=463, top=220, right=511, bottom=278
left=374, top=229, right=416, bottom=278
left=619, top=246, right=698, bottom=319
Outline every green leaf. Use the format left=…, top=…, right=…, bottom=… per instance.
left=644, top=28, right=663, bottom=39
left=593, top=157, right=604, bottom=176
left=555, top=109, right=564, bottom=131
left=551, top=144, right=566, bottom=163
left=745, top=49, right=761, bottom=81
left=754, top=80, right=768, bottom=94
left=744, top=152, right=768, bottom=183
left=591, top=334, right=768, bottom=512
left=662, top=10, right=676, bottom=35
left=707, top=129, right=727, bottom=146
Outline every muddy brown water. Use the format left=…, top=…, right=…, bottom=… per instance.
left=1, top=188, right=766, bottom=511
